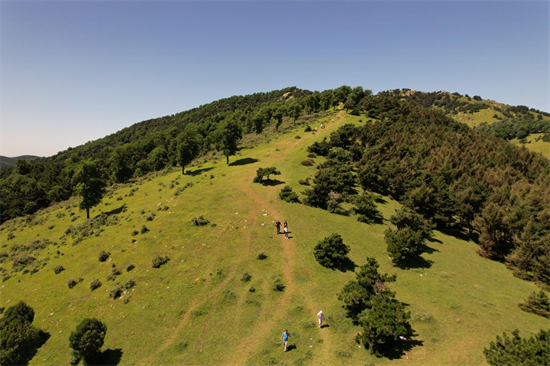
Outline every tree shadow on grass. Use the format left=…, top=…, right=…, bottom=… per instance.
left=394, top=255, right=433, bottom=270
left=104, top=205, right=126, bottom=216
left=261, top=179, right=285, bottom=187
left=439, top=225, right=473, bottom=242
left=22, top=331, right=50, bottom=366
left=333, top=257, right=358, bottom=273
left=229, top=158, right=259, bottom=166
left=96, top=348, right=123, bottom=365
left=186, top=167, right=213, bottom=176
left=382, top=338, right=424, bottom=360
left=427, top=236, right=443, bottom=244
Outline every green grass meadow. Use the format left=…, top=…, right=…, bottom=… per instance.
left=0, top=111, right=546, bottom=365
left=511, top=133, right=550, bottom=159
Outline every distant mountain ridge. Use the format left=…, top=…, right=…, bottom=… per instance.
left=0, top=155, right=41, bottom=169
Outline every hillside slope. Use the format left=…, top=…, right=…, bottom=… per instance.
left=0, top=155, right=40, bottom=169
left=0, top=111, right=544, bottom=365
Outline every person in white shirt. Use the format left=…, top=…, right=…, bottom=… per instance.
left=317, top=310, right=325, bottom=328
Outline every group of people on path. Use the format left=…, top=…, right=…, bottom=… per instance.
left=275, top=220, right=289, bottom=239
left=274, top=219, right=324, bottom=352
left=281, top=311, right=325, bottom=352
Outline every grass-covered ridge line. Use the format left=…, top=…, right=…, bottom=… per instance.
left=0, top=111, right=547, bottom=365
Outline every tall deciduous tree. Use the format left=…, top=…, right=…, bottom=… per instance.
left=176, top=124, right=203, bottom=174
left=219, top=118, right=242, bottom=165
left=109, top=146, right=133, bottom=183
left=72, top=160, right=107, bottom=219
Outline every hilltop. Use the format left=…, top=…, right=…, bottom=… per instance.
left=1, top=87, right=549, bottom=365
left=0, top=155, right=41, bottom=169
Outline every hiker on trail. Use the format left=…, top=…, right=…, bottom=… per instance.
left=275, top=220, right=281, bottom=234
left=317, top=310, right=325, bottom=328
left=332, top=118, right=334, bottom=123
left=321, top=123, right=325, bottom=129
left=284, top=221, right=289, bottom=239
left=282, top=330, right=290, bottom=352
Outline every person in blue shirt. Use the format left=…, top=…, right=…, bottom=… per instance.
left=281, top=330, right=290, bottom=352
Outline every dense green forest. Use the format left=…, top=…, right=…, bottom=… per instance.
left=301, top=95, right=549, bottom=287
left=476, top=117, right=550, bottom=141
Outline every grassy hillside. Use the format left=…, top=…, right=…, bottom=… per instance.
left=0, top=111, right=545, bottom=365
left=511, top=133, right=550, bottom=159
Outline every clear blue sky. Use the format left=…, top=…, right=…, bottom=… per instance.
left=1, top=1, right=548, bottom=157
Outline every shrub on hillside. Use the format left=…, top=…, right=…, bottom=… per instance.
left=54, top=265, right=65, bottom=274
left=279, top=186, right=300, bottom=203
left=301, top=159, right=315, bottom=166
left=241, top=272, right=252, bottom=282
left=385, top=227, right=424, bottom=265
left=356, top=292, right=412, bottom=357
left=98, top=251, right=110, bottom=262
left=257, top=252, right=267, bottom=260
left=338, top=257, right=396, bottom=320
left=11, top=253, right=36, bottom=272
left=126, top=264, right=135, bottom=272
left=518, top=290, right=550, bottom=318
left=191, top=215, right=210, bottom=226
left=107, top=267, right=121, bottom=281
left=67, top=279, right=78, bottom=289
left=140, top=225, right=150, bottom=234
left=124, top=279, right=136, bottom=289
left=69, top=318, right=107, bottom=365
left=272, top=278, right=285, bottom=291
left=90, top=279, right=102, bottom=291
left=0, top=302, right=45, bottom=366
left=253, top=167, right=281, bottom=184
left=304, top=126, right=312, bottom=132
left=483, top=329, right=550, bottom=366
left=327, top=191, right=348, bottom=216
left=313, top=233, right=351, bottom=269
left=353, top=194, right=382, bottom=224
left=307, top=138, right=330, bottom=156
left=109, top=285, right=122, bottom=299
left=152, top=255, right=170, bottom=268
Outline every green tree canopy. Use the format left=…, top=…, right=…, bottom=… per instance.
left=0, top=302, right=44, bottom=366
left=69, top=318, right=107, bottom=365
left=176, top=124, right=203, bottom=174
left=218, top=118, right=242, bottom=165
left=484, top=329, right=550, bottom=366
left=72, top=160, right=107, bottom=219
left=356, top=292, right=411, bottom=357
left=313, top=233, right=351, bottom=269
left=338, top=257, right=396, bottom=319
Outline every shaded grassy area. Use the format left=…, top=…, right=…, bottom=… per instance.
left=0, top=111, right=545, bottom=365
left=511, top=133, right=550, bottom=159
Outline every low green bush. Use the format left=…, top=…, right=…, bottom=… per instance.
left=90, top=279, right=102, bottom=291
left=98, top=251, right=110, bottom=262
left=152, top=255, right=170, bottom=268
left=54, top=265, right=65, bottom=274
